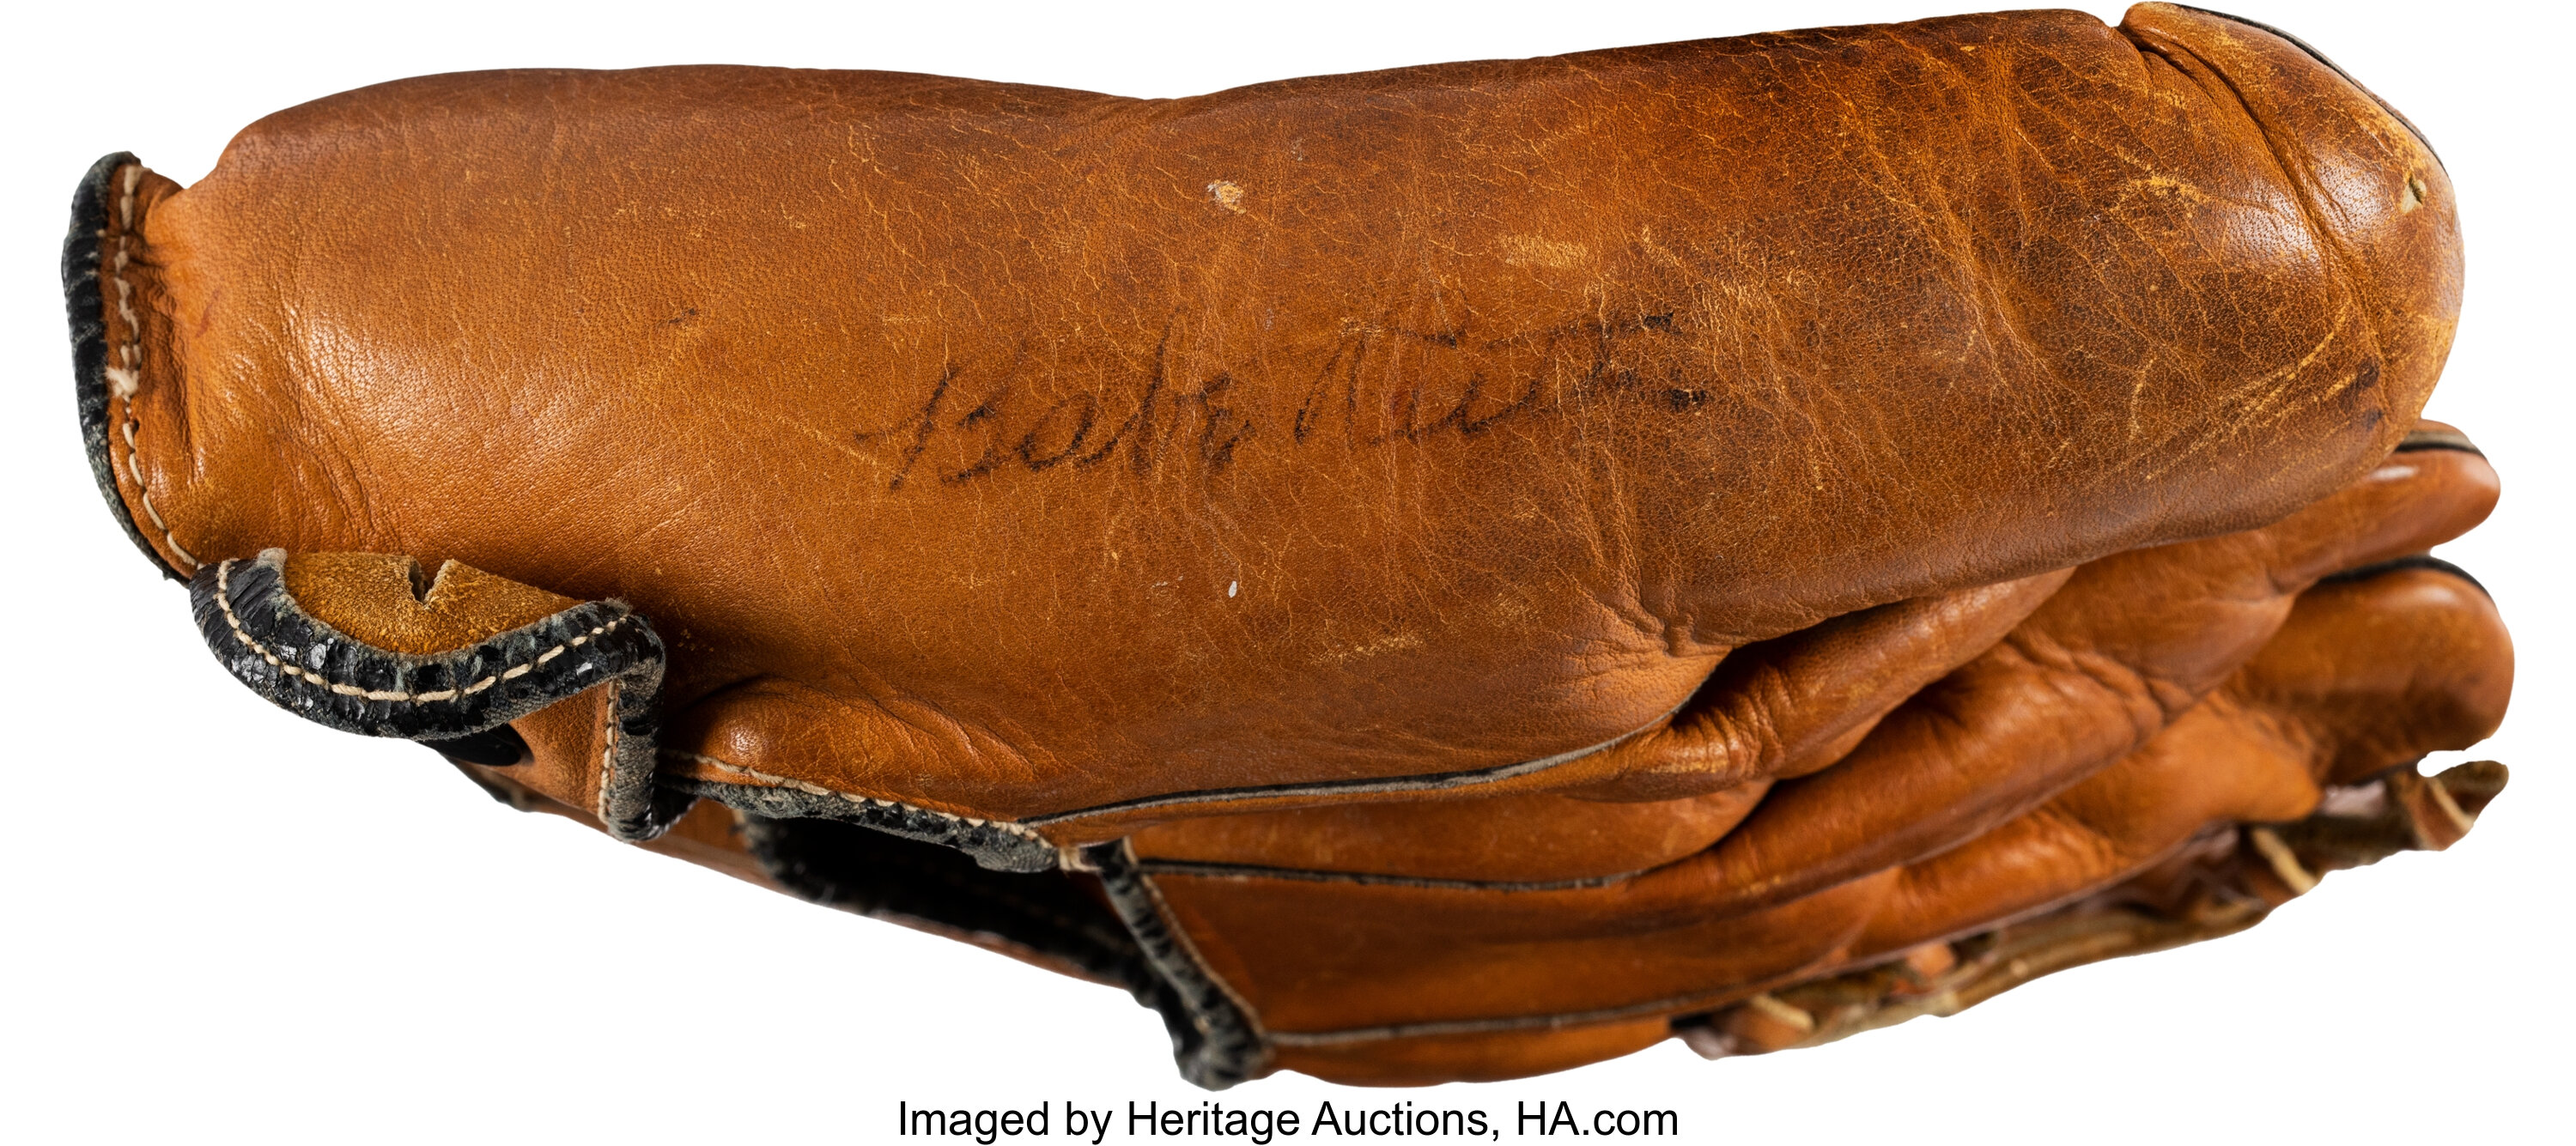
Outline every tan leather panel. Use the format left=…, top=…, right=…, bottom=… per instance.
left=1161, top=869, right=1896, bottom=1036
left=505, top=681, right=618, bottom=819
left=659, top=676, right=1038, bottom=822
left=1131, top=785, right=1766, bottom=884
left=282, top=552, right=580, bottom=654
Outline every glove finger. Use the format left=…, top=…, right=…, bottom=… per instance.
left=1127, top=570, right=2064, bottom=882
left=1325, top=424, right=2483, bottom=817
left=1127, top=434, right=2493, bottom=885
left=1847, top=559, right=2510, bottom=961
left=2238, top=559, right=2513, bottom=785
left=1658, top=435, right=2494, bottom=918
left=1129, top=559, right=2508, bottom=1052
left=1131, top=784, right=1771, bottom=885
left=1681, top=764, right=2516, bottom=1061
left=1137, top=852, right=1900, bottom=1047
left=1554, top=568, right=2069, bottom=802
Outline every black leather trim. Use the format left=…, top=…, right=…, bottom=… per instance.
left=2317, top=553, right=2488, bottom=598
left=1084, top=840, right=1269, bottom=1089
left=1135, top=856, right=1632, bottom=892
left=1020, top=710, right=1668, bottom=828
left=674, top=776, right=1059, bottom=873
left=743, top=814, right=1145, bottom=984
left=427, top=725, right=533, bottom=768
left=2394, top=427, right=2482, bottom=457
left=64, top=152, right=179, bottom=581
left=742, top=816, right=1258, bottom=1088
left=191, top=549, right=679, bottom=839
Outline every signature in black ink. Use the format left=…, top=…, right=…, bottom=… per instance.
left=854, top=309, right=1703, bottom=492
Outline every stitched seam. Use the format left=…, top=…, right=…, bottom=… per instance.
left=1133, top=858, right=1636, bottom=893
left=596, top=680, right=623, bottom=822
left=104, top=164, right=198, bottom=573
left=213, top=557, right=628, bottom=703
left=1018, top=703, right=1679, bottom=828
left=665, top=749, right=1043, bottom=840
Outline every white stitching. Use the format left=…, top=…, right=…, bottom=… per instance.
left=596, top=680, right=623, bottom=822
left=663, top=749, right=1043, bottom=840
left=105, top=163, right=199, bottom=573
left=212, top=557, right=626, bottom=704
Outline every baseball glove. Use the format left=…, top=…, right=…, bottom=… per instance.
left=64, top=3, right=2508, bottom=1086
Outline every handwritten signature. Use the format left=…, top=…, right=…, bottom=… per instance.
left=854, top=310, right=1710, bottom=490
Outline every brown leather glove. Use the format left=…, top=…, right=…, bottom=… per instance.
left=64, top=3, right=2503, bottom=1087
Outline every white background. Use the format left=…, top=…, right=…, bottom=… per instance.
left=2, top=2, right=2567, bottom=1141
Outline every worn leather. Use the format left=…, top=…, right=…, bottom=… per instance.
left=1129, top=441, right=2498, bottom=883
left=70, top=3, right=2506, bottom=1086
left=90, top=2, right=2454, bottom=830
left=282, top=552, right=580, bottom=657
left=1126, top=444, right=2508, bottom=1081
